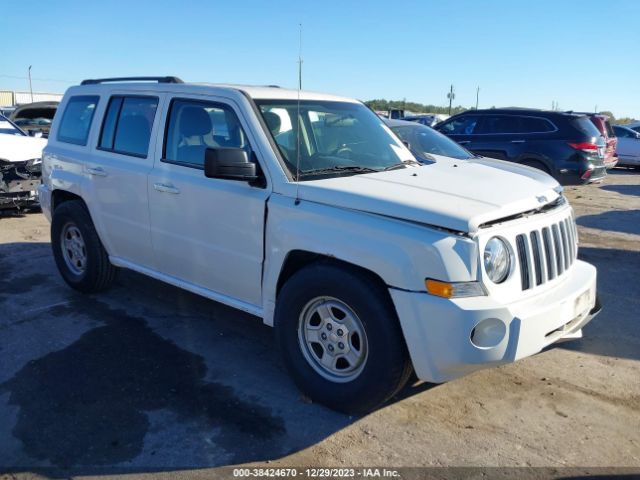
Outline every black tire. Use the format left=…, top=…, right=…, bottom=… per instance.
left=520, top=159, right=551, bottom=175
left=51, top=200, right=117, bottom=293
left=275, top=262, right=412, bottom=414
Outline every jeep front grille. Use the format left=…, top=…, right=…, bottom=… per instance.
left=515, top=215, right=577, bottom=290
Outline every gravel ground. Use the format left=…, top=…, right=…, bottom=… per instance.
left=0, top=169, right=638, bottom=478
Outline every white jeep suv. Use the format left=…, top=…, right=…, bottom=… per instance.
left=39, top=77, right=600, bottom=413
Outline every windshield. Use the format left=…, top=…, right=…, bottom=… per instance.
left=0, top=115, right=25, bottom=136
left=256, top=100, right=415, bottom=179
left=391, top=123, right=473, bottom=160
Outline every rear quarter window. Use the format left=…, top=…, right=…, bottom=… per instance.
left=519, top=116, right=555, bottom=133
left=57, top=96, right=99, bottom=145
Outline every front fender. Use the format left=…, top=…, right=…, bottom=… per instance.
left=262, top=194, right=479, bottom=325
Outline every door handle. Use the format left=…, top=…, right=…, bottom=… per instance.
left=86, top=166, right=108, bottom=177
left=511, top=140, right=526, bottom=143
left=458, top=141, right=471, bottom=145
left=153, top=182, right=180, bottom=194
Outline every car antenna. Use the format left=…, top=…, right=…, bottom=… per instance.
left=295, top=23, right=303, bottom=206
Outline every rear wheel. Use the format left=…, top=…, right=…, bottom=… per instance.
left=51, top=200, right=117, bottom=293
left=520, top=159, right=551, bottom=175
left=275, top=262, right=412, bottom=414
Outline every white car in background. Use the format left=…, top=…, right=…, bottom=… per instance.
left=0, top=114, right=46, bottom=209
left=39, top=77, right=600, bottom=413
left=613, top=125, right=640, bottom=168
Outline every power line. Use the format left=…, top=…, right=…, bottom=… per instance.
left=0, top=74, right=76, bottom=84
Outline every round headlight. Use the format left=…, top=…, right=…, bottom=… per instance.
left=484, top=237, right=511, bottom=284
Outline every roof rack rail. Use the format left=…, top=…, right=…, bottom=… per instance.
left=80, top=76, right=184, bottom=85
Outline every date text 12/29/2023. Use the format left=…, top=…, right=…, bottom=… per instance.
left=232, top=468, right=400, bottom=478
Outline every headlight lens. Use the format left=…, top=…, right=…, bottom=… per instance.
left=484, top=237, right=511, bottom=283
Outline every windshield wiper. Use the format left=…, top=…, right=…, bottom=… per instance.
left=299, top=165, right=381, bottom=177
left=383, top=159, right=422, bottom=171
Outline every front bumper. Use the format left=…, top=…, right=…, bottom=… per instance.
left=390, top=260, right=599, bottom=383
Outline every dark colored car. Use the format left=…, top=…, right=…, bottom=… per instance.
left=403, top=114, right=439, bottom=127
left=569, top=112, right=618, bottom=169
left=10, top=101, right=59, bottom=138
left=384, top=118, right=474, bottom=162
left=435, top=109, right=607, bottom=185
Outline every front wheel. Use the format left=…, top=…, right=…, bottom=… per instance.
left=275, top=263, right=412, bottom=414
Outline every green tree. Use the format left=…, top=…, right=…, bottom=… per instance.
left=365, top=99, right=467, bottom=115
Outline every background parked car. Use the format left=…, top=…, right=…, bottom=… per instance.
left=0, top=106, right=17, bottom=118
left=403, top=114, right=439, bottom=127
left=384, top=118, right=475, bottom=162
left=570, top=113, right=618, bottom=169
left=435, top=108, right=607, bottom=185
left=10, top=101, right=59, bottom=138
left=623, top=120, right=640, bottom=134
left=0, top=114, right=46, bottom=209
left=612, top=125, right=640, bottom=169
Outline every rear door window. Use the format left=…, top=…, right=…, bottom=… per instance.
left=57, top=96, right=99, bottom=145
left=478, top=115, right=521, bottom=134
left=99, top=96, right=158, bottom=157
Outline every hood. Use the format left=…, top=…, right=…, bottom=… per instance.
left=0, top=133, right=47, bottom=163
left=295, top=155, right=561, bottom=234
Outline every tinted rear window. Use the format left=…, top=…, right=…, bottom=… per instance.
left=604, top=120, right=616, bottom=138
left=57, top=96, right=99, bottom=145
left=392, top=124, right=472, bottom=160
left=572, top=117, right=602, bottom=138
left=98, top=96, right=158, bottom=157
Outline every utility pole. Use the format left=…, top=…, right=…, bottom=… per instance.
left=447, top=84, right=455, bottom=115
left=475, top=86, right=480, bottom=109
left=28, top=65, right=33, bottom=103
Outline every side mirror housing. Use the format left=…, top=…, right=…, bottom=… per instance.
left=28, top=129, right=43, bottom=138
left=204, top=148, right=259, bottom=182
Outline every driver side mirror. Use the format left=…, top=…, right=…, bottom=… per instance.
left=28, top=129, right=43, bottom=138
left=204, top=147, right=259, bottom=183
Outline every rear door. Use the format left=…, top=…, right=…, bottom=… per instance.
left=82, top=92, right=164, bottom=269
left=469, top=115, right=523, bottom=160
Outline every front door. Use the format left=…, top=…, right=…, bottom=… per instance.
left=147, top=95, right=269, bottom=308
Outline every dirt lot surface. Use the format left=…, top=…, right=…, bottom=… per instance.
left=0, top=170, right=639, bottom=478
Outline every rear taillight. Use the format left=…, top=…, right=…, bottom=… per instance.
left=581, top=169, right=592, bottom=180
left=568, top=142, right=599, bottom=152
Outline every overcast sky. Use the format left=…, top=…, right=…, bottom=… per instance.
left=3, top=0, right=638, bottom=118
